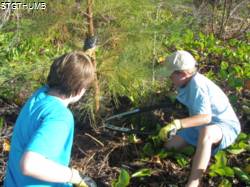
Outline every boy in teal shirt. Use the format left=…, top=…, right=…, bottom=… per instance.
left=4, top=51, right=96, bottom=187
left=158, top=50, right=241, bottom=187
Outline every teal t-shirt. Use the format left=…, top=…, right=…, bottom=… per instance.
left=4, top=86, right=74, bottom=187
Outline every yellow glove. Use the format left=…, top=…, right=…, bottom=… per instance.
left=70, top=168, right=97, bottom=187
left=159, top=119, right=182, bottom=141
left=76, top=180, right=88, bottom=187
left=84, top=36, right=97, bottom=59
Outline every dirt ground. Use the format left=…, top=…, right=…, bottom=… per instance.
left=0, top=94, right=250, bottom=187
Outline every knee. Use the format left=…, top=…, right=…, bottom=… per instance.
left=199, top=126, right=214, bottom=145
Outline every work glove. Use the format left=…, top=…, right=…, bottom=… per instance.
left=159, top=119, right=182, bottom=141
left=83, top=36, right=97, bottom=59
left=84, top=36, right=97, bottom=51
left=77, top=175, right=97, bottom=187
left=70, top=168, right=97, bottom=187
left=83, top=36, right=97, bottom=53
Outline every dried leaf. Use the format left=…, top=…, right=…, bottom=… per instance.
left=3, top=139, right=10, bottom=152
left=244, top=79, right=250, bottom=90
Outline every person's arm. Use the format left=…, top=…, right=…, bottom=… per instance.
left=180, top=114, right=211, bottom=128
left=159, top=114, right=211, bottom=141
left=20, top=151, right=81, bottom=184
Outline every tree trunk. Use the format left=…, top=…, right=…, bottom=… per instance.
left=86, top=0, right=100, bottom=113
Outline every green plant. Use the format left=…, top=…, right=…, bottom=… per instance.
left=142, top=142, right=155, bottom=157
left=174, top=153, right=189, bottom=167
left=0, top=32, right=71, bottom=103
left=112, top=168, right=154, bottom=187
left=227, top=133, right=250, bottom=155
left=233, top=167, right=250, bottom=185
left=209, top=151, right=234, bottom=177
left=112, top=169, right=130, bottom=187
left=218, top=178, right=232, bottom=187
left=131, top=168, right=153, bottom=178
left=0, top=117, right=3, bottom=131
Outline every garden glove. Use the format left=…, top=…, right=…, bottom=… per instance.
left=77, top=175, right=97, bottom=187
left=70, top=168, right=97, bottom=187
left=159, top=119, right=182, bottom=141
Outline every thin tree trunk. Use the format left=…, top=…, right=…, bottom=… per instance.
left=86, top=0, right=100, bottom=113
left=86, top=0, right=94, bottom=37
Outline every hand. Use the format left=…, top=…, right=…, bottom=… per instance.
left=84, top=36, right=97, bottom=51
left=70, top=168, right=97, bottom=187
left=83, top=36, right=97, bottom=59
left=159, top=119, right=182, bottom=141
left=77, top=174, right=97, bottom=187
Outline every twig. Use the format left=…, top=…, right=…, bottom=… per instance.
left=228, top=23, right=250, bottom=40
left=83, top=152, right=96, bottom=173
left=75, top=144, right=88, bottom=156
left=222, top=0, right=233, bottom=37
left=211, top=3, right=215, bottom=34
left=85, top=133, right=104, bottom=147
left=0, top=5, right=11, bottom=29
left=229, top=0, right=249, bottom=17
left=98, top=145, right=118, bottom=175
left=219, top=0, right=227, bottom=38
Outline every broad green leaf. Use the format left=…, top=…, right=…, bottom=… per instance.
left=175, top=154, right=189, bottom=167
left=209, top=169, right=217, bottom=177
left=112, top=169, right=130, bottom=187
left=218, top=178, right=232, bottom=187
left=151, top=135, right=162, bottom=147
left=215, top=151, right=227, bottom=167
left=223, top=167, right=234, bottom=177
left=209, top=151, right=233, bottom=177
left=157, top=149, right=170, bottom=159
left=239, top=141, right=248, bottom=149
left=233, top=167, right=250, bottom=185
left=180, top=146, right=195, bottom=156
left=215, top=168, right=227, bottom=176
left=220, top=61, right=228, bottom=70
left=227, top=148, right=245, bottom=155
left=213, top=167, right=234, bottom=177
left=237, top=133, right=248, bottom=141
left=0, top=117, right=3, bottom=131
left=143, top=143, right=154, bottom=156
left=227, top=133, right=250, bottom=155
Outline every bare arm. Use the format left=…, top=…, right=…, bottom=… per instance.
left=180, top=114, right=211, bottom=128
left=20, top=151, right=80, bottom=183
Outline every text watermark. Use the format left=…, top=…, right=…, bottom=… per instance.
left=1, top=2, right=46, bottom=10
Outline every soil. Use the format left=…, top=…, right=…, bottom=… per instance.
left=0, top=93, right=249, bottom=187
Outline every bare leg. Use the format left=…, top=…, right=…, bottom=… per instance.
left=186, top=125, right=222, bottom=187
